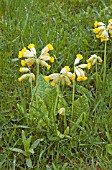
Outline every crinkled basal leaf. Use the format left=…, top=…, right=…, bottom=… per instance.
left=76, top=84, right=92, bottom=99
left=33, top=75, right=68, bottom=113
left=32, top=75, right=57, bottom=112
left=30, top=75, right=68, bottom=127
left=29, top=96, right=50, bottom=128
left=106, top=144, right=112, bottom=155
left=73, top=94, right=89, bottom=115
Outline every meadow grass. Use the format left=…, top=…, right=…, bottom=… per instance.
left=0, top=0, right=112, bottom=169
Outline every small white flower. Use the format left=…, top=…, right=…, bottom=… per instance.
left=19, top=67, right=30, bottom=73
left=74, top=67, right=85, bottom=77
left=23, top=50, right=35, bottom=58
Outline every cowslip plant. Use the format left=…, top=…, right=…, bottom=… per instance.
left=17, top=43, right=103, bottom=140
left=93, top=19, right=112, bottom=82
left=44, top=66, right=75, bottom=132
left=71, top=54, right=91, bottom=122
left=18, top=43, right=54, bottom=104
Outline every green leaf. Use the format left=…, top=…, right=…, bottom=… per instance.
left=31, top=138, right=44, bottom=149
left=64, top=126, right=69, bottom=135
left=46, top=165, right=52, bottom=170
left=62, top=163, right=68, bottom=170
left=106, top=144, right=112, bottom=155
left=24, top=136, right=32, bottom=153
left=106, top=131, right=111, bottom=143
left=76, top=84, right=92, bottom=99
left=28, top=148, right=34, bottom=154
left=17, top=125, right=30, bottom=129
left=57, top=130, right=64, bottom=139
left=22, top=130, right=26, bottom=144
left=26, top=157, right=33, bottom=169
left=9, top=148, right=26, bottom=156
left=73, top=94, right=89, bottom=115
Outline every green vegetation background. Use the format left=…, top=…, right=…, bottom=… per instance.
left=0, top=0, right=112, bottom=169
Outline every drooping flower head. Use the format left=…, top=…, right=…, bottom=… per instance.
left=18, top=43, right=54, bottom=82
left=18, top=73, right=35, bottom=82
left=87, top=54, right=102, bottom=65
left=74, top=54, right=89, bottom=82
left=44, top=66, right=75, bottom=86
left=18, top=43, right=54, bottom=70
left=107, top=19, right=112, bottom=38
left=93, top=19, right=112, bottom=41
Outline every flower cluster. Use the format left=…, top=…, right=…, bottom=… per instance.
left=93, top=19, right=112, bottom=42
left=74, top=54, right=91, bottom=82
left=44, top=53, right=102, bottom=85
left=18, top=43, right=54, bottom=82
left=44, top=66, right=75, bottom=86
left=87, top=54, right=102, bottom=65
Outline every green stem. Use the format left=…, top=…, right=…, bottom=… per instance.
left=53, top=84, right=59, bottom=131
left=71, top=81, right=75, bottom=122
left=103, top=41, right=107, bottom=83
left=54, top=84, right=59, bottom=117
left=36, top=63, right=39, bottom=105
left=95, top=60, right=98, bottom=91
left=30, top=80, right=33, bottom=98
left=64, top=112, right=67, bottom=129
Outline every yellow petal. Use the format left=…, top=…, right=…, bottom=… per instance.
left=47, top=44, right=54, bottom=50
left=51, top=82, right=56, bottom=86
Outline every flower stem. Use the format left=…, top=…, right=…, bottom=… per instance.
left=95, top=60, right=98, bottom=91
left=54, top=84, right=59, bottom=117
left=103, top=41, right=107, bottom=83
left=36, top=63, right=39, bottom=105
left=64, top=112, right=67, bottom=129
left=71, top=81, right=75, bottom=121
left=53, top=84, right=59, bottom=131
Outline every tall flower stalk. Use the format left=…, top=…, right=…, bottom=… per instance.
left=44, top=66, right=75, bottom=129
left=103, top=41, right=107, bottom=82
left=93, top=19, right=112, bottom=82
left=71, top=54, right=90, bottom=122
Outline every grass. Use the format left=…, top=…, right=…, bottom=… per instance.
left=0, top=0, right=112, bottom=169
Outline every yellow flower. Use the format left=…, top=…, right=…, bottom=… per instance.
left=77, top=76, right=87, bottom=82
left=94, top=21, right=98, bottom=27
left=87, top=63, right=91, bottom=69
left=93, top=28, right=100, bottom=34
left=58, top=108, right=65, bottom=116
left=41, top=44, right=54, bottom=55
left=66, top=81, right=71, bottom=86
left=18, top=51, right=23, bottom=58
left=96, top=34, right=100, bottom=38
left=108, top=19, right=112, bottom=23
left=47, top=65, right=51, bottom=70
left=18, top=74, right=28, bottom=82
left=47, top=44, right=54, bottom=50
left=64, top=66, right=70, bottom=72
left=19, top=67, right=30, bottom=73
left=21, top=60, right=26, bottom=66
left=22, top=47, right=27, bottom=53
left=50, top=57, right=54, bottom=63
left=74, top=54, right=83, bottom=65
left=98, top=58, right=102, bottom=63
left=51, top=82, right=56, bottom=86
left=69, top=73, right=76, bottom=82
left=76, top=54, right=83, bottom=60
left=79, top=63, right=91, bottom=70
left=87, top=54, right=102, bottom=65
left=28, top=44, right=35, bottom=49
left=44, top=76, right=50, bottom=82
left=30, top=73, right=35, bottom=81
